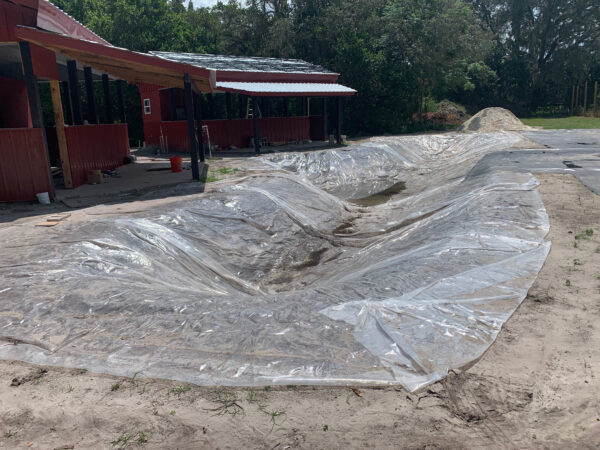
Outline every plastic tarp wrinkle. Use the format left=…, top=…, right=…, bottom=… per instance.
left=0, top=132, right=549, bottom=391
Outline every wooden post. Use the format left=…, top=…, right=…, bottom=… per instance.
left=116, top=80, right=126, bottom=123
left=83, top=66, right=97, bottom=124
left=184, top=74, right=200, bottom=180
left=300, top=96, right=306, bottom=116
left=238, top=94, right=245, bottom=119
left=169, top=88, right=177, bottom=121
left=570, top=85, right=575, bottom=116
left=584, top=81, right=588, bottom=112
left=594, top=81, right=598, bottom=116
left=193, top=92, right=205, bottom=162
left=336, top=97, right=343, bottom=145
left=226, top=92, right=232, bottom=120
left=61, top=81, right=73, bottom=125
left=19, top=41, right=54, bottom=198
left=49, top=80, right=73, bottom=188
left=67, top=60, right=83, bottom=125
left=252, top=96, right=261, bottom=154
left=102, top=74, right=113, bottom=124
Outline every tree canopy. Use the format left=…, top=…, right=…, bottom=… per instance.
left=51, top=0, right=600, bottom=135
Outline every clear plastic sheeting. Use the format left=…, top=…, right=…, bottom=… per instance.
left=0, top=132, right=549, bottom=392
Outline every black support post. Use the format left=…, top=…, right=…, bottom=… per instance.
left=83, top=66, right=97, bottom=124
left=102, top=74, right=113, bottom=124
left=252, top=96, right=261, bottom=154
left=336, top=97, right=343, bottom=145
left=226, top=92, right=232, bottom=120
left=61, top=80, right=73, bottom=125
left=193, top=92, right=205, bottom=162
left=238, top=94, right=245, bottom=118
left=19, top=41, right=54, bottom=197
left=184, top=74, right=200, bottom=180
left=300, top=96, right=306, bottom=116
left=283, top=97, right=289, bottom=116
left=67, top=60, right=82, bottom=125
left=322, top=97, right=328, bottom=140
left=169, top=88, right=177, bottom=121
left=116, top=80, right=126, bottom=124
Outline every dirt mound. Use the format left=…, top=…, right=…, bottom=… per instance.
left=459, top=107, right=530, bottom=132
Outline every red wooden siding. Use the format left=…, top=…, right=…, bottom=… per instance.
left=0, top=128, right=52, bottom=202
left=65, top=124, right=130, bottom=188
left=145, top=117, right=311, bottom=152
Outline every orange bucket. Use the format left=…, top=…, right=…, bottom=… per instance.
left=170, top=156, right=183, bottom=173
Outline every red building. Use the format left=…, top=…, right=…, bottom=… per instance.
left=0, top=0, right=355, bottom=203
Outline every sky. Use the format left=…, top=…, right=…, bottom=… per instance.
left=188, top=0, right=225, bottom=7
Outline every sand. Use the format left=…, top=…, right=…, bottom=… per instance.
left=0, top=173, right=598, bottom=449
left=459, top=107, right=532, bottom=132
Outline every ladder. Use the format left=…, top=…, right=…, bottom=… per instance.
left=246, top=98, right=262, bottom=119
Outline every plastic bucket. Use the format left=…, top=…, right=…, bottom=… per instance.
left=170, top=156, right=183, bottom=173
left=36, top=192, right=50, bottom=205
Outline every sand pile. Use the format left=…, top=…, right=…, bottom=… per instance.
left=459, top=107, right=530, bottom=132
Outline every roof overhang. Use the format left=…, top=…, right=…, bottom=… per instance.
left=15, top=26, right=215, bottom=91
left=215, top=81, right=356, bottom=97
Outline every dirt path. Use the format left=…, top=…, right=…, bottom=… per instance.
left=0, top=173, right=599, bottom=449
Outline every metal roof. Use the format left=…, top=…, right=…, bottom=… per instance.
left=215, top=81, right=356, bottom=97
left=150, top=51, right=335, bottom=75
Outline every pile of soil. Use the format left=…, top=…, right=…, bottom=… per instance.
left=413, top=101, right=470, bottom=125
left=459, top=107, right=531, bottom=132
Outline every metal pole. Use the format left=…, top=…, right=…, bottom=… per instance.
left=102, top=74, right=113, bottom=123
left=336, top=97, right=342, bottom=145
left=116, top=80, right=126, bottom=124
left=193, top=92, right=205, bottom=162
left=184, top=73, right=200, bottom=180
left=253, top=96, right=261, bottom=154
left=67, top=60, right=83, bottom=125
left=83, top=66, right=97, bottom=124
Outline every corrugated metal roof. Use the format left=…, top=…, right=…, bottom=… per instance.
left=215, top=81, right=356, bottom=96
left=150, top=51, right=335, bottom=74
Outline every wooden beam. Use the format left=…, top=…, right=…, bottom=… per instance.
left=283, top=97, right=289, bottom=116
left=49, top=80, right=73, bottom=188
left=19, top=41, right=54, bottom=198
left=116, top=80, right=126, bottom=124
left=184, top=73, right=200, bottom=180
left=102, top=74, right=113, bottom=123
left=253, top=96, right=261, bottom=154
left=84, top=66, right=97, bottom=124
left=322, top=97, right=328, bottom=140
left=226, top=92, right=232, bottom=120
left=238, top=94, right=245, bottom=119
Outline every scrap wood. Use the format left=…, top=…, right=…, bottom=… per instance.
left=351, top=388, right=363, bottom=397
left=47, top=213, right=71, bottom=222
left=35, top=221, right=59, bottom=227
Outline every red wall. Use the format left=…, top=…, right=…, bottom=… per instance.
left=145, top=117, right=311, bottom=152
left=0, top=128, right=52, bottom=202
left=65, top=124, right=130, bottom=188
left=0, top=77, right=31, bottom=128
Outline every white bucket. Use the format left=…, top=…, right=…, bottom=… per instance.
left=36, top=192, right=50, bottom=205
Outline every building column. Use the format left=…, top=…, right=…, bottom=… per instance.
left=49, top=80, right=73, bottom=188
left=184, top=73, right=200, bottom=180
left=252, top=96, right=261, bottom=154
left=336, top=97, right=343, bottom=145
left=19, top=41, right=54, bottom=198
left=226, top=92, right=232, bottom=120
left=67, top=60, right=83, bottom=125
left=193, top=92, right=205, bottom=162
left=116, top=80, right=126, bottom=124
left=83, top=66, right=97, bottom=124
left=102, top=74, right=113, bottom=124
left=61, top=81, right=73, bottom=125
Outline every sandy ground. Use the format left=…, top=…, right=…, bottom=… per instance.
left=0, top=173, right=599, bottom=449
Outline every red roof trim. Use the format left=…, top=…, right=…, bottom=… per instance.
left=15, top=26, right=213, bottom=80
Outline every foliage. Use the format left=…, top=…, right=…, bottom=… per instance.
left=50, top=0, right=600, bottom=137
